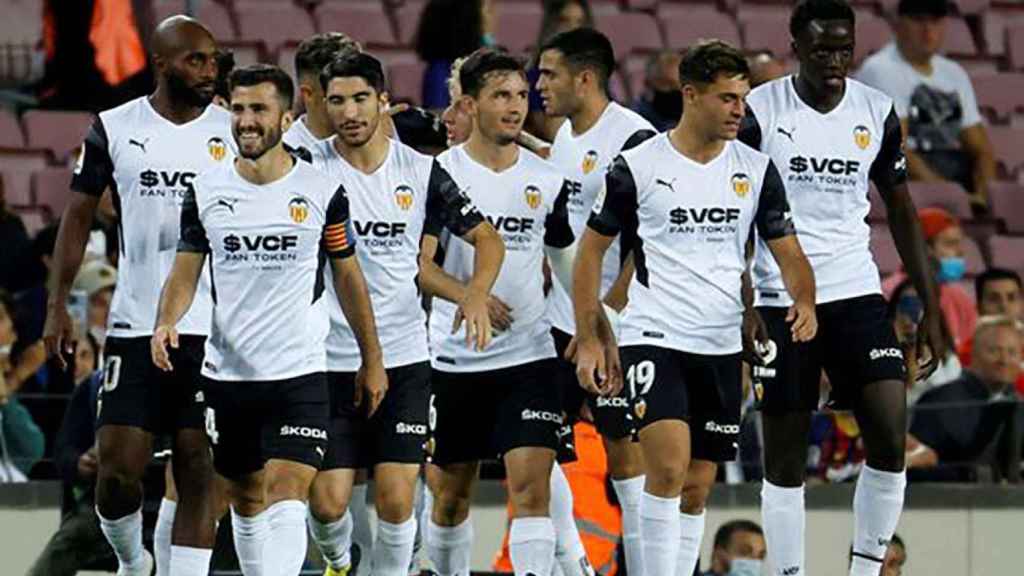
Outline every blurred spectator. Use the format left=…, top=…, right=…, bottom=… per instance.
left=73, top=331, right=99, bottom=388
left=848, top=533, right=906, bottom=576
left=415, top=0, right=495, bottom=110
left=0, top=175, right=32, bottom=294
left=856, top=0, right=996, bottom=211
left=441, top=57, right=473, bottom=147
left=889, top=279, right=961, bottom=403
left=746, top=50, right=787, bottom=88
left=882, top=207, right=977, bottom=347
left=1, top=291, right=45, bottom=482
left=702, top=520, right=766, bottom=576
left=631, top=50, right=682, bottom=132
left=526, top=0, right=595, bottom=141
left=212, top=49, right=235, bottom=109
left=958, top=269, right=1024, bottom=395
left=907, top=316, right=1022, bottom=481
left=809, top=411, right=866, bottom=483
left=0, top=289, right=46, bottom=396
left=72, top=246, right=116, bottom=347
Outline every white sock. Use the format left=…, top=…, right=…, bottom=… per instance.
left=509, top=516, right=556, bottom=576
left=761, top=481, right=805, bottom=576
left=266, top=500, right=308, bottom=576
left=231, top=506, right=269, bottom=576
left=413, top=480, right=431, bottom=573
left=97, top=506, right=146, bottom=570
left=155, top=498, right=176, bottom=576
left=351, top=484, right=374, bottom=564
left=675, top=510, right=705, bottom=576
left=612, top=476, right=645, bottom=576
left=170, top=545, right=213, bottom=576
left=374, top=516, right=418, bottom=576
left=850, top=466, right=906, bottom=576
left=308, top=509, right=353, bottom=570
left=550, top=465, right=592, bottom=576
left=427, top=518, right=472, bottom=576
left=640, top=492, right=680, bottom=576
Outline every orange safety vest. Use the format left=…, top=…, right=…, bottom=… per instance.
left=493, top=422, right=623, bottom=576
left=89, top=0, right=146, bottom=85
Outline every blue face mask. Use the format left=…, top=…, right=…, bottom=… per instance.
left=727, top=558, right=764, bottom=576
left=937, top=256, right=966, bottom=283
left=482, top=33, right=496, bottom=47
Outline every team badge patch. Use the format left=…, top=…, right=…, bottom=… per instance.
left=288, top=197, right=309, bottom=224
left=395, top=185, right=414, bottom=211
left=207, top=137, right=227, bottom=161
left=581, top=150, right=599, bottom=174
left=525, top=185, right=542, bottom=210
left=73, top=145, right=86, bottom=175
left=853, top=125, right=871, bottom=150
left=634, top=398, right=647, bottom=420
left=731, top=173, right=751, bottom=197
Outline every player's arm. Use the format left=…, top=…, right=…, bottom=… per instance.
left=898, top=117, right=945, bottom=184
left=959, top=123, right=997, bottom=209
left=44, top=118, right=108, bottom=366
left=516, top=130, right=551, bottom=158
left=905, top=433, right=939, bottom=468
left=544, top=179, right=577, bottom=295
left=875, top=107, right=948, bottom=376
left=757, top=161, right=817, bottom=343
left=152, top=189, right=208, bottom=372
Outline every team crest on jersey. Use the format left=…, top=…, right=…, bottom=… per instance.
left=634, top=398, right=647, bottom=420
left=524, top=185, right=542, bottom=210
left=731, top=173, right=751, bottom=197
left=73, top=145, right=85, bottom=175
left=394, top=185, right=414, bottom=211
left=207, top=137, right=227, bottom=161
left=581, top=150, right=599, bottom=174
left=288, top=197, right=309, bottom=224
left=853, top=125, right=871, bottom=150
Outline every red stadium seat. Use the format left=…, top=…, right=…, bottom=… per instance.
left=235, top=2, right=315, bottom=57
left=962, top=235, right=987, bottom=277
left=0, top=151, right=48, bottom=208
left=988, top=235, right=1024, bottom=274
left=662, top=8, right=741, bottom=51
left=870, top=224, right=902, bottom=276
left=393, top=0, right=426, bottom=46
left=988, top=125, right=1024, bottom=177
left=0, top=170, right=33, bottom=206
left=314, top=1, right=396, bottom=46
left=12, top=205, right=49, bottom=236
left=944, top=16, right=978, bottom=57
left=493, top=4, right=543, bottom=55
left=152, top=0, right=235, bottom=41
left=909, top=181, right=973, bottom=219
left=855, top=14, right=891, bottom=63
left=21, top=110, right=94, bottom=161
left=31, top=167, right=74, bottom=219
left=596, top=11, right=664, bottom=57
left=221, top=41, right=263, bottom=69
left=738, top=9, right=792, bottom=58
left=971, top=73, right=1024, bottom=123
left=388, top=61, right=426, bottom=103
left=624, top=0, right=659, bottom=10
left=1007, top=22, right=1024, bottom=70
left=988, top=181, right=1024, bottom=234
left=0, top=109, right=25, bottom=149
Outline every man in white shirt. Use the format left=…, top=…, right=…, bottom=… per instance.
left=856, top=0, right=996, bottom=210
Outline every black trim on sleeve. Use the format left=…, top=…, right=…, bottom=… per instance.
left=870, top=107, right=908, bottom=194
left=177, top=188, right=211, bottom=253
left=544, top=179, right=575, bottom=248
left=425, top=160, right=484, bottom=237
left=324, top=183, right=357, bottom=259
left=586, top=155, right=637, bottom=237
left=737, top=108, right=763, bottom=151
left=285, top=143, right=314, bottom=164
left=69, top=116, right=114, bottom=197
left=755, top=160, right=795, bottom=241
left=621, top=129, right=657, bottom=151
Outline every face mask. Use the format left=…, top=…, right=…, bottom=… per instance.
left=727, top=558, right=764, bottom=576
left=481, top=33, right=496, bottom=47
left=651, top=89, right=682, bottom=121
left=937, top=256, right=966, bottom=283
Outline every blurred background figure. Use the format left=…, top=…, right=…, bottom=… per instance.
left=0, top=176, right=31, bottom=295
left=745, top=50, right=787, bottom=88
left=416, top=0, right=495, bottom=110
left=71, top=259, right=115, bottom=349
left=630, top=49, right=681, bottom=132
left=958, top=269, right=1024, bottom=395
left=0, top=288, right=45, bottom=483
left=849, top=534, right=906, bottom=576
left=701, top=520, right=767, bottom=576
left=889, top=279, right=961, bottom=403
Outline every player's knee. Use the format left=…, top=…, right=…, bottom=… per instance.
left=376, top=489, right=414, bottom=524
left=266, top=474, right=312, bottom=505
left=645, top=459, right=688, bottom=494
left=431, top=487, right=472, bottom=525
left=605, top=438, right=645, bottom=479
left=228, top=479, right=265, bottom=516
left=173, top=450, right=213, bottom=495
left=507, top=475, right=551, bottom=516
left=681, top=482, right=711, bottom=514
left=866, top=433, right=906, bottom=473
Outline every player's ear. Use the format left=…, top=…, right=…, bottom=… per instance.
left=281, top=108, right=294, bottom=132
left=460, top=94, right=476, bottom=117
left=379, top=90, right=391, bottom=112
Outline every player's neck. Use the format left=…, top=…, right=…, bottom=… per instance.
left=669, top=118, right=726, bottom=164
left=464, top=133, right=519, bottom=172
left=569, top=94, right=610, bottom=137
left=235, top=145, right=295, bottom=185
left=335, top=128, right=390, bottom=174
left=793, top=73, right=845, bottom=114
left=896, top=41, right=934, bottom=75
left=303, top=108, right=335, bottom=140
left=148, top=88, right=204, bottom=125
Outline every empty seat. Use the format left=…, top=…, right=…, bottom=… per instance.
left=738, top=11, right=793, bottom=58
left=153, top=0, right=234, bottom=41
left=909, top=181, right=973, bottom=219
left=31, top=167, right=74, bottom=218
left=0, top=170, right=33, bottom=206
left=315, top=2, right=395, bottom=46
left=962, top=235, right=986, bottom=277
left=971, top=73, right=1024, bottom=123
left=944, top=17, right=978, bottom=57
left=988, top=125, right=1024, bottom=176
left=0, top=109, right=25, bottom=148
left=12, top=205, right=48, bottom=236
left=393, top=0, right=426, bottom=45
left=988, top=235, right=1024, bottom=273
left=388, top=61, right=426, bottom=103
left=221, top=41, right=263, bottom=69
left=981, top=9, right=1024, bottom=57
left=1008, top=22, right=1024, bottom=71
left=235, top=2, right=315, bottom=57
left=0, top=0, right=44, bottom=45
left=855, top=15, right=891, bottom=63
left=494, top=8, right=543, bottom=55
left=870, top=225, right=902, bottom=276
left=21, top=110, right=94, bottom=161
left=988, top=180, right=1024, bottom=234
left=0, top=151, right=47, bottom=207
left=623, top=0, right=659, bottom=10
left=596, top=11, right=664, bottom=57
left=662, top=8, right=741, bottom=51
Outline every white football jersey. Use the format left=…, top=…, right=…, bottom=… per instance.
left=740, top=76, right=907, bottom=307
left=429, top=144, right=574, bottom=372
left=545, top=102, right=656, bottom=334
left=313, top=138, right=484, bottom=371
left=70, top=97, right=233, bottom=338
left=589, top=134, right=795, bottom=355
left=178, top=158, right=356, bottom=381
left=283, top=115, right=332, bottom=164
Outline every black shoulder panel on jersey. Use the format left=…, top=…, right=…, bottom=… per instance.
left=755, top=160, right=796, bottom=241
left=544, top=179, right=575, bottom=248
left=177, top=188, right=210, bottom=253
left=426, top=160, right=484, bottom=238
left=587, top=155, right=637, bottom=237
left=286, top=143, right=314, bottom=164
left=324, top=183, right=357, bottom=259
left=69, top=116, right=114, bottom=197
left=622, top=128, right=657, bottom=152
left=869, top=106, right=908, bottom=195
left=737, top=108, right=763, bottom=151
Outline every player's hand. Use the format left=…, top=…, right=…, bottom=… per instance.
left=452, top=288, right=492, bottom=351
left=575, top=335, right=622, bottom=397
left=43, top=300, right=74, bottom=370
left=151, top=325, right=179, bottom=372
left=77, top=447, right=98, bottom=480
left=380, top=103, right=410, bottom=138
left=355, top=360, right=388, bottom=418
left=487, top=295, right=514, bottom=333
left=786, top=301, right=817, bottom=342
left=742, top=307, right=770, bottom=366
left=914, top=311, right=948, bottom=381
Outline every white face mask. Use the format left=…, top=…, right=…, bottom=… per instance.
left=727, top=558, right=764, bottom=576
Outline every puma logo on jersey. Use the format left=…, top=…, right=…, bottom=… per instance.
left=129, top=138, right=149, bottom=152
left=782, top=566, right=801, bottom=575
left=216, top=199, right=237, bottom=213
left=777, top=126, right=796, bottom=142
left=655, top=178, right=677, bottom=192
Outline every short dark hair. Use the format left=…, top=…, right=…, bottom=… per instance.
left=295, top=32, right=361, bottom=79
left=319, top=52, right=388, bottom=94
left=790, top=0, right=856, bottom=39
left=213, top=50, right=235, bottom=101
left=976, top=268, right=1023, bottom=301
left=459, top=48, right=525, bottom=98
left=713, top=520, right=764, bottom=551
left=539, top=27, right=616, bottom=92
left=229, top=64, right=294, bottom=110
left=678, top=40, right=749, bottom=87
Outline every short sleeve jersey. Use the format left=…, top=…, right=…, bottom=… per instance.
left=740, top=76, right=907, bottom=306
left=312, top=138, right=483, bottom=371
left=588, top=135, right=794, bottom=355
left=283, top=115, right=333, bottom=165
left=70, top=97, right=234, bottom=338
left=429, top=144, right=574, bottom=372
left=178, top=158, right=355, bottom=381
left=545, top=102, right=657, bottom=334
